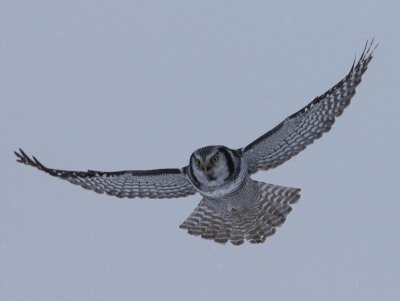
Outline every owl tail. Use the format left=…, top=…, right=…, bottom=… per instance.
left=179, top=183, right=301, bottom=245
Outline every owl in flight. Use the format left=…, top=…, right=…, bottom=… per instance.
left=15, top=41, right=376, bottom=245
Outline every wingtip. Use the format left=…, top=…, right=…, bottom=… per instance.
left=349, top=38, right=377, bottom=74
left=14, top=149, right=21, bottom=159
left=14, top=148, right=25, bottom=163
left=370, top=38, right=379, bottom=54
left=32, top=156, right=45, bottom=169
left=361, top=38, right=378, bottom=60
left=14, top=148, right=40, bottom=168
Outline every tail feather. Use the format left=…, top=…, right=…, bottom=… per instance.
left=214, top=222, right=231, bottom=244
left=179, top=182, right=300, bottom=245
left=230, top=224, right=245, bottom=246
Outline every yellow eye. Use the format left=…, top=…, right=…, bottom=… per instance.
left=211, top=155, right=219, bottom=164
left=194, top=159, right=201, bottom=166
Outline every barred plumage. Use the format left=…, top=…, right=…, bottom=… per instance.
left=180, top=183, right=300, bottom=245
left=15, top=149, right=196, bottom=199
left=15, top=40, right=376, bottom=245
left=243, top=40, right=376, bottom=174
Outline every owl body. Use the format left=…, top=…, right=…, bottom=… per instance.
left=179, top=145, right=300, bottom=244
left=15, top=41, right=376, bottom=245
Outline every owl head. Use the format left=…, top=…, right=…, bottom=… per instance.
left=187, top=145, right=242, bottom=191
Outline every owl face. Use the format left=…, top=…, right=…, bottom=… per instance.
left=188, top=145, right=240, bottom=191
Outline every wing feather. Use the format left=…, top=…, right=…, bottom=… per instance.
left=243, top=40, right=377, bottom=174
left=15, top=149, right=197, bottom=199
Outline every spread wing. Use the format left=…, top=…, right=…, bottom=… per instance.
left=15, top=149, right=197, bottom=199
left=242, top=40, right=377, bottom=174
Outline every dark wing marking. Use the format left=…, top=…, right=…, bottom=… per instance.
left=15, top=149, right=197, bottom=199
left=242, top=40, right=377, bottom=174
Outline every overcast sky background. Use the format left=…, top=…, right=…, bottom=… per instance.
left=1, top=1, right=400, bottom=300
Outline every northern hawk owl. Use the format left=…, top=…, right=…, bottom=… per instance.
left=15, top=41, right=376, bottom=245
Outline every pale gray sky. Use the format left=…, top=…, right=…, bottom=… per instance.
left=1, top=1, right=400, bottom=300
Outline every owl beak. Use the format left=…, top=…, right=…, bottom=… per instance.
left=203, top=164, right=212, bottom=173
